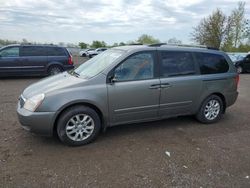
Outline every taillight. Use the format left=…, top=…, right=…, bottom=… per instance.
left=236, top=74, right=240, bottom=89
left=68, top=55, right=73, bottom=65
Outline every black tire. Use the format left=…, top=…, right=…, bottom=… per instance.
left=57, top=105, right=101, bottom=146
left=89, top=55, right=92, bottom=58
left=48, top=65, right=63, bottom=76
left=196, top=95, right=224, bottom=124
left=237, top=66, right=243, bottom=74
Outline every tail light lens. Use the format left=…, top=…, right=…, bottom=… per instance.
left=68, top=55, right=73, bottom=65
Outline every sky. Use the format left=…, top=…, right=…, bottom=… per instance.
left=0, top=0, right=250, bottom=45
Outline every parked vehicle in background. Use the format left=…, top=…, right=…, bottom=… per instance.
left=227, top=52, right=247, bottom=64
left=88, top=48, right=107, bottom=58
left=79, top=49, right=87, bottom=56
left=0, top=44, right=74, bottom=76
left=86, top=49, right=97, bottom=58
left=235, top=53, right=250, bottom=73
left=17, top=44, right=238, bottom=146
left=81, top=49, right=95, bottom=57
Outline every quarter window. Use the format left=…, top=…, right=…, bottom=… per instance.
left=0, top=47, right=19, bottom=57
left=160, top=51, right=196, bottom=77
left=114, top=52, right=154, bottom=81
left=47, top=47, right=66, bottom=56
left=194, top=52, right=229, bottom=74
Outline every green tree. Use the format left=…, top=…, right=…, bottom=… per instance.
left=231, top=2, right=246, bottom=47
left=112, top=43, right=119, bottom=47
left=192, top=2, right=248, bottom=51
left=21, top=38, right=29, bottom=44
left=137, top=34, right=160, bottom=44
left=91, top=40, right=107, bottom=48
left=119, top=42, right=126, bottom=46
left=191, top=9, right=227, bottom=48
left=167, top=37, right=182, bottom=44
left=79, top=42, right=88, bottom=49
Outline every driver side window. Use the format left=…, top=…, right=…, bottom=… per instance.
left=114, top=52, right=154, bottom=81
left=0, top=47, right=19, bottom=57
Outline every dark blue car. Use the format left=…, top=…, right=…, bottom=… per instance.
left=0, top=45, right=74, bottom=76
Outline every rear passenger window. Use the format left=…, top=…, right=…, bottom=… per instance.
left=194, top=52, right=229, bottom=74
left=20, top=46, right=47, bottom=56
left=160, top=51, right=196, bottom=77
left=47, top=47, right=66, bottom=56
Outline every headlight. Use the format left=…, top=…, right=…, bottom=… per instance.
left=24, top=93, right=45, bottom=112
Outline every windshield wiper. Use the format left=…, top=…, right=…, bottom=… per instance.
left=70, top=70, right=80, bottom=77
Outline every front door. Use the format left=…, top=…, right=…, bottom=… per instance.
left=158, top=50, right=202, bottom=117
left=0, top=46, right=22, bottom=76
left=107, top=51, right=160, bottom=125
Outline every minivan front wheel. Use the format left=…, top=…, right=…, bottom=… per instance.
left=57, top=106, right=101, bottom=146
left=196, top=95, right=223, bottom=124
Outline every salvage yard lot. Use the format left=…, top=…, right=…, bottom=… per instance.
left=0, top=72, right=250, bottom=187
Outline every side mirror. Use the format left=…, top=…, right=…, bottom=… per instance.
left=108, top=74, right=118, bottom=84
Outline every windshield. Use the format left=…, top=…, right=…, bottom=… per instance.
left=73, top=49, right=124, bottom=79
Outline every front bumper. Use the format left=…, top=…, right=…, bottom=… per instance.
left=17, top=102, right=55, bottom=137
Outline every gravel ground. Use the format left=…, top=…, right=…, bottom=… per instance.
left=0, top=64, right=250, bottom=187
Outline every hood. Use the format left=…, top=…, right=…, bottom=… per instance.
left=22, top=72, right=86, bottom=99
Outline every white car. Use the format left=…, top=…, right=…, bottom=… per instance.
left=87, top=48, right=107, bottom=58
left=79, top=49, right=95, bottom=57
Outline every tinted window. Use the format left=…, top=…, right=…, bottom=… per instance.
left=20, top=46, right=47, bottom=56
left=114, top=52, right=154, bottom=81
left=245, top=54, right=250, bottom=63
left=47, top=47, right=66, bottom=56
left=194, top=52, right=229, bottom=74
left=160, top=51, right=196, bottom=77
left=0, top=47, right=19, bottom=57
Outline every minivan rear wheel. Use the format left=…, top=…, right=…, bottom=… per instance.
left=57, top=106, right=101, bottom=146
left=196, top=95, right=223, bottom=124
left=48, top=65, right=63, bottom=76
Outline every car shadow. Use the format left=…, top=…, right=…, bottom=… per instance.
left=97, top=116, right=198, bottom=142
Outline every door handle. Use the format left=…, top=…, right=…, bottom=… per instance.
left=149, top=84, right=160, bottom=89
left=161, top=83, right=172, bottom=88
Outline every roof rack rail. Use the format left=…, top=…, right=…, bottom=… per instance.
left=148, top=43, right=219, bottom=50
left=206, top=46, right=219, bottom=50
left=128, top=43, right=143, bottom=45
left=169, top=43, right=207, bottom=48
left=148, top=43, right=167, bottom=47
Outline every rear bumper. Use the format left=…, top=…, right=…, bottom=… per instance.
left=225, top=91, right=238, bottom=108
left=63, top=65, right=74, bottom=71
left=17, top=103, right=55, bottom=137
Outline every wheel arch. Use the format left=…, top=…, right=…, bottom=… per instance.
left=200, top=92, right=226, bottom=114
left=46, top=62, right=64, bottom=71
left=53, top=102, right=105, bottom=136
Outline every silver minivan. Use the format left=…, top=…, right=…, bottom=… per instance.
left=17, top=44, right=239, bottom=146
